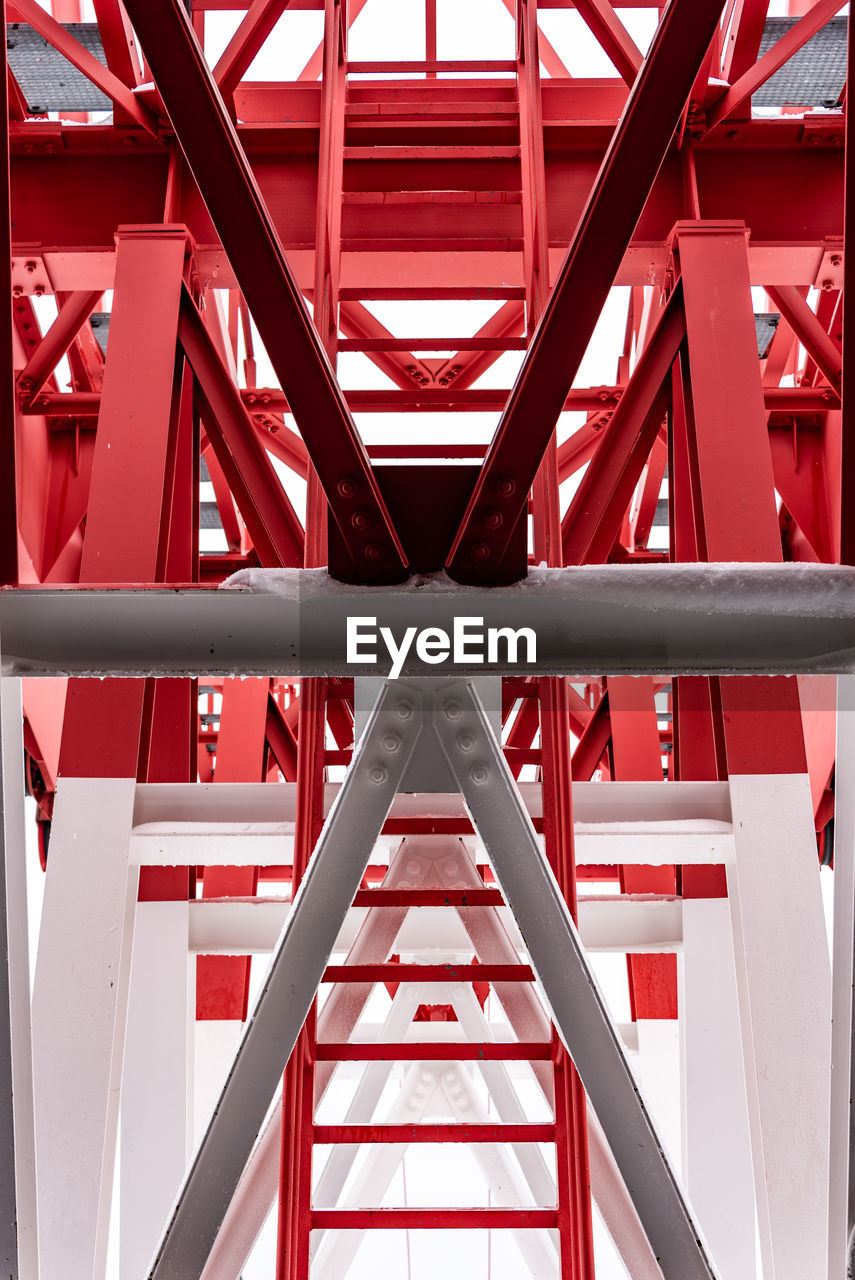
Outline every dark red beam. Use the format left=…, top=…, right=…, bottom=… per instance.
left=445, top=0, right=728, bottom=583
left=122, top=0, right=408, bottom=583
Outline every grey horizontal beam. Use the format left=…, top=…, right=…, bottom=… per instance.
left=3, top=564, right=855, bottom=676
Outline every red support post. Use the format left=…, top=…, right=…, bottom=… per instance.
left=0, top=13, right=17, bottom=587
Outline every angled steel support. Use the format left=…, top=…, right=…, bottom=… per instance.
left=146, top=682, right=423, bottom=1279
left=767, top=284, right=843, bottom=398
left=432, top=680, right=719, bottom=1280
left=16, top=289, right=102, bottom=407
left=561, top=284, right=685, bottom=564
left=122, top=0, right=408, bottom=584
left=446, top=0, right=725, bottom=583
left=177, top=289, right=304, bottom=567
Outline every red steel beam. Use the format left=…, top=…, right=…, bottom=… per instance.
left=706, top=0, right=844, bottom=129
left=573, top=0, right=643, bottom=85
left=562, top=285, right=685, bottom=564
left=178, top=289, right=305, bottom=567
left=122, top=0, right=408, bottom=583
left=766, top=284, right=843, bottom=398
left=842, top=0, right=855, bottom=565
left=16, top=289, right=102, bottom=405
left=0, top=11, right=15, bottom=585
left=214, top=0, right=293, bottom=99
left=446, top=0, right=726, bottom=583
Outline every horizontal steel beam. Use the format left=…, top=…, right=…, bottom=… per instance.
left=2, top=565, right=855, bottom=675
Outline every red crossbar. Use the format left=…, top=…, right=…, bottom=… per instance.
left=313, top=1123, right=556, bottom=1143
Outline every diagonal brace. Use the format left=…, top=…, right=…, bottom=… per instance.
left=432, top=679, right=719, bottom=1280
left=146, top=681, right=423, bottom=1280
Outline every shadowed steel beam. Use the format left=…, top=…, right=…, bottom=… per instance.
left=146, top=682, right=423, bottom=1279
left=446, top=0, right=725, bottom=583
left=4, top=564, right=855, bottom=676
left=121, top=0, right=408, bottom=584
left=433, top=680, right=718, bottom=1280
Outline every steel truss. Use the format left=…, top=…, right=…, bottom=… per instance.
left=0, top=1, right=851, bottom=1278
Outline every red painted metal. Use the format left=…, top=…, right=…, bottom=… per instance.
left=122, top=0, right=408, bottom=584
left=446, top=0, right=726, bottom=583
left=7, top=0, right=849, bottom=1268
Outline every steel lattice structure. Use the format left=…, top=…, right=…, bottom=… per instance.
left=0, top=1, right=853, bottom=1278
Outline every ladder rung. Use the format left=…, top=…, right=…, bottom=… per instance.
left=315, top=1042, right=553, bottom=1061
left=323, top=963, right=534, bottom=984
left=351, top=888, right=504, bottom=907
left=311, top=1208, right=558, bottom=1229
left=337, top=337, right=526, bottom=352
left=313, top=1123, right=556, bottom=1143
left=344, top=144, right=521, bottom=160
left=347, top=60, right=518, bottom=74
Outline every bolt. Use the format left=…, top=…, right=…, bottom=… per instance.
left=821, top=278, right=834, bottom=291
left=11, top=286, right=22, bottom=298
left=337, top=477, right=356, bottom=498
left=364, top=542, right=383, bottom=562
left=831, top=254, right=843, bottom=267
left=395, top=700, right=414, bottom=720
left=369, top=763, right=388, bottom=785
left=444, top=700, right=463, bottom=720
left=24, top=261, right=36, bottom=274
left=471, top=542, right=490, bottom=562
left=469, top=763, right=489, bottom=784
left=33, top=284, right=44, bottom=297
left=484, top=509, right=502, bottom=530
left=457, top=731, right=476, bottom=753
left=497, top=477, right=516, bottom=497
left=351, top=509, right=370, bottom=531
left=382, top=732, right=402, bottom=752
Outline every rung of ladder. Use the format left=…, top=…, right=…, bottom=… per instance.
left=322, top=963, right=534, bottom=984
left=346, top=60, right=518, bottom=74
left=315, top=1041, right=553, bottom=1062
left=337, top=338, right=526, bottom=351
left=313, top=1123, right=556, bottom=1143
left=351, top=888, right=505, bottom=907
left=310, top=1208, right=558, bottom=1229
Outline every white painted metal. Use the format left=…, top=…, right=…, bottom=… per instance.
left=830, top=675, right=855, bottom=1278
left=31, top=776, right=138, bottom=1280
left=0, top=675, right=38, bottom=1278
left=728, top=773, right=831, bottom=1280
left=435, top=680, right=719, bottom=1280
left=121, top=902, right=194, bottom=1277
left=185, top=895, right=683, bottom=955
left=147, top=682, right=423, bottom=1280
left=680, top=897, right=756, bottom=1280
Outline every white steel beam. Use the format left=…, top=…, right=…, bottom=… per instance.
left=830, top=675, right=855, bottom=1277
left=31, top=776, right=138, bottom=1280
left=680, top=897, right=756, bottom=1280
left=433, top=680, right=719, bottom=1280
left=121, top=902, right=194, bottom=1277
left=0, top=674, right=37, bottom=1278
left=727, top=773, right=831, bottom=1280
left=147, top=681, right=423, bottom=1280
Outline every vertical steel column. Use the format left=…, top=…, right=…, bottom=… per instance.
left=0, top=0, right=18, bottom=587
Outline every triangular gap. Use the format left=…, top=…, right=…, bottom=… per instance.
left=537, top=5, right=659, bottom=79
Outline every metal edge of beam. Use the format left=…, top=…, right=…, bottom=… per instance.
left=3, top=565, right=855, bottom=675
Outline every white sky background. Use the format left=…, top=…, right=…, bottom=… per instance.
left=27, top=3, right=837, bottom=1278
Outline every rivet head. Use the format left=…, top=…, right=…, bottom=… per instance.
left=383, top=732, right=402, bottom=752
left=395, top=700, right=414, bottom=720
left=484, top=509, right=503, bottom=530
left=351, top=509, right=370, bottom=530
left=457, top=731, right=475, bottom=753
left=469, top=763, right=489, bottom=785
left=368, top=763, right=388, bottom=784
left=364, top=543, right=383, bottom=562
left=497, top=477, right=516, bottom=497
left=337, top=477, right=356, bottom=498
left=444, top=700, right=462, bottom=720
left=471, top=542, right=490, bottom=562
